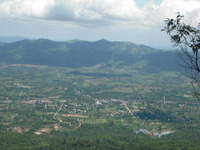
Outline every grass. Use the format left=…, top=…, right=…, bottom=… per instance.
left=85, top=118, right=108, bottom=124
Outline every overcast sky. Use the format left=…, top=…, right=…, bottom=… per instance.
left=0, top=0, right=199, bottom=49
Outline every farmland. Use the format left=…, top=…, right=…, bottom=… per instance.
left=1, top=64, right=200, bottom=132
left=1, top=63, right=200, bottom=149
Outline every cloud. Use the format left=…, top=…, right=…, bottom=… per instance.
left=0, top=0, right=54, bottom=18
left=0, top=0, right=143, bottom=22
left=140, top=0, right=200, bottom=29
left=0, top=0, right=199, bottom=28
left=159, top=0, right=200, bottom=22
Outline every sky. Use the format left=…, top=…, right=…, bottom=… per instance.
left=0, top=0, right=199, bottom=49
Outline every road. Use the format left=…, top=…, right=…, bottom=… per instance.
left=122, top=101, right=142, bottom=124
left=53, top=103, right=64, bottom=119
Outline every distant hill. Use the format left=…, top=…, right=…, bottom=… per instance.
left=0, top=38, right=180, bottom=72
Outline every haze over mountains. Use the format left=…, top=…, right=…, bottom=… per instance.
left=0, top=36, right=26, bottom=43
left=0, top=38, right=180, bottom=72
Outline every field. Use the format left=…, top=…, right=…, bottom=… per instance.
left=1, top=63, right=200, bottom=149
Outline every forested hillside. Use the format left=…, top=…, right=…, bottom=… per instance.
left=0, top=39, right=179, bottom=72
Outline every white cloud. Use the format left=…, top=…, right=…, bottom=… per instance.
left=0, top=0, right=200, bottom=49
left=0, top=0, right=143, bottom=22
left=0, top=0, right=54, bottom=18
left=139, top=0, right=200, bottom=29
left=161, top=0, right=200, bottom=20
left=0, top=0, right=199, bottom=27
left=1, top=0, right=199, bottom=28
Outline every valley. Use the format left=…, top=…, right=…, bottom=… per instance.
left=1, top=64, right=199, bottom=133
left=0, top=39, right=200, bottom=149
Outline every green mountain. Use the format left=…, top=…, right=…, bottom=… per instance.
left=0, top=38, right=180, bottom=72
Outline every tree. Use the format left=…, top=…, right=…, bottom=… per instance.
left=162, top=12, right=200, bottom=99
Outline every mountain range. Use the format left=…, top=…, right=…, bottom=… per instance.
left=0, top=38, right=180, bottom=72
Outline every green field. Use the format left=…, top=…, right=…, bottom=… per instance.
left=1, top=64, right=200, bottom=149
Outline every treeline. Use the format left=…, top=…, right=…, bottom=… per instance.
left=1, top=123, right=200, bottom=150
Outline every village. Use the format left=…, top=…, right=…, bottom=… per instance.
left=1, top=92, right=200, bottom=136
